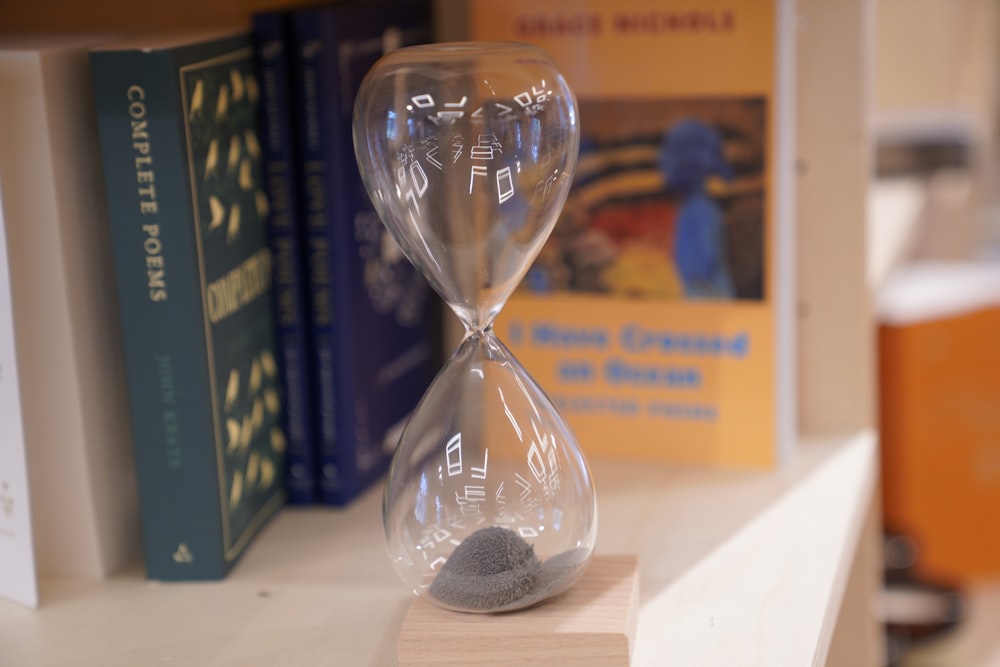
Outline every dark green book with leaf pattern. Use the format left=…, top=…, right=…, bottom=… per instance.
left=91, top=29, right=286, bottom=580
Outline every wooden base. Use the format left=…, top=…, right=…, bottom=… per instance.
left=397, top=554, right=640, bottom=666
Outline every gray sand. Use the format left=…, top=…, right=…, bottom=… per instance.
left=429, top=526, right=589, bottom=613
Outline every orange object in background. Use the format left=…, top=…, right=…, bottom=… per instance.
left=878, top=261, right=1000, bottom=585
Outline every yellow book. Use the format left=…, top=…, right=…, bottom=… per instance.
left=470, top=0, right=797, bottom=467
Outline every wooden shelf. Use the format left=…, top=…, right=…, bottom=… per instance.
left=0, top=431, right=878, bottom=666
left=0, top=0, right=880, bottom=663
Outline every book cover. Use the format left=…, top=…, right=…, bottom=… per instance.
left=0, top=38, right=140, bottom=582
left=292, top=1, right=440, bottom=505
left=470, top=0, right=797, bottom=467
left=91, top=29, right=287, bottom=580
left=0, top=178, right=38, bottom=608
left=252, top=12, right=319, bottom=505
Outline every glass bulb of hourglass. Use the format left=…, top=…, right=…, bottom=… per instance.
left=354, top=41, right=597, bottom=613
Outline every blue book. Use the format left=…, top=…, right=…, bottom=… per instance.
left=252, top=12, right=319, bottom=505
left=292, top=1, right=440, bottom=506
left=91, top=29, right=287, bottom=580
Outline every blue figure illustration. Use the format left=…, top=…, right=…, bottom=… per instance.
left=659, top=118, right=734, bottom=299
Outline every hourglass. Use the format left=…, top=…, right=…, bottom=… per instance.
left=353, top=42, right=598, bottom=613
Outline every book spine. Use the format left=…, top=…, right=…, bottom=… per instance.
left=292, top=12, right=356, bottom=505
left=91, top=50, right=226, bottom=579
left=253, top=12, right=319, bottom=505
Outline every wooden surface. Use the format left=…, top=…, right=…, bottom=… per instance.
left=0, top=0, right=297, bottom=35
left=397, top=555, right=639, bottom=666
left=0, top=431, right=877, bottom=666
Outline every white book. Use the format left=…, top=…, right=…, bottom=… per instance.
left=0, top=38, right=140, bottom=584
left=0, top=178, right=38, bottom=608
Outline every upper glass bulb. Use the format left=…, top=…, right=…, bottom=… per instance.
left=353, top=41, right=580, bottom=332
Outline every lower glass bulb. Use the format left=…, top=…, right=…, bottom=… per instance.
left=382, top=331, right=598, bottom=612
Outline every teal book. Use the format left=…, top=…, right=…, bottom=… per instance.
left=91, top=29, right=287, bottom=581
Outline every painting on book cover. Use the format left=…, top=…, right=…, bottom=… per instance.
left=181, top=49, right=286, bottom=553
left=522, top=96, right=767, bottom=302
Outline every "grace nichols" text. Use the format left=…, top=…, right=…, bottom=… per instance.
left=513, top=9, right=735, bottom=38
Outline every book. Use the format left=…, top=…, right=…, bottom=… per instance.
left=252, top=12, right=319, bottom=505
left=0, top=37, right=140, bottom=583
left=91, top=28, right=287, bottom=580
left=0, top=177, right=38, bottom=608
left=878, top=261, right=1000, bottom=584
left=291, top=1, right=440, bottom=505
left=470, top=0, right=797, bottom=467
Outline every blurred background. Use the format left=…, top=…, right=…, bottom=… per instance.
left=872, top=0, right=1000, bottom=665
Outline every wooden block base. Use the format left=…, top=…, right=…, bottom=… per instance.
left=397, top=554, right=640, bottom=666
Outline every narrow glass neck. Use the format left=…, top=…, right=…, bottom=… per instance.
left=462, top=321, right=495, bottom=339
left=452, top=300, right=505, bottom=338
